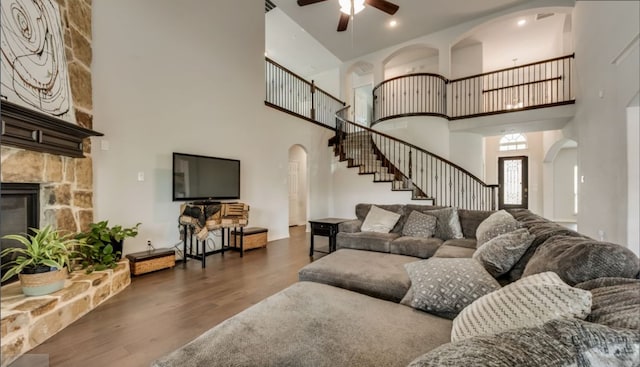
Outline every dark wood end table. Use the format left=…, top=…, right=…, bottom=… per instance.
left=308, top=218, right=351, bottom=256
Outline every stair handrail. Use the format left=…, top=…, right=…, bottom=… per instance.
left=335, top=105, right=499, bottom=209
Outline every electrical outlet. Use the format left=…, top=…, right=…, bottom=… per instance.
left=147, top=239, right=152, bottom=247
left=597, top=230, right=605, bottom=241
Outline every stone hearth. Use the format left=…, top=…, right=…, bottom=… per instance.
left=0, top=260, right=131, bottom=367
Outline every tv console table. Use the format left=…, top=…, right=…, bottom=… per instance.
left=179, top=201, right=250, bottom=268
left=182, top=224, right=244, bottom=268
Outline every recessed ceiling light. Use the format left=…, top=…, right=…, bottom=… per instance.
left=517, top=19, right=526, bottom=26
left=389, top=20, right=397, bottom=27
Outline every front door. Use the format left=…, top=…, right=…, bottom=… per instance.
left=498, top=156, right=528, bottom=209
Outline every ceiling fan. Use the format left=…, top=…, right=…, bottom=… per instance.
left=297, top=0, right=399, bottom=32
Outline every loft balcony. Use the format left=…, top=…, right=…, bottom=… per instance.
left=372, top=54, right=575, bottom=128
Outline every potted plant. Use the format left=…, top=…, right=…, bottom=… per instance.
left=0, top=225, right=82, bottom=296
left=77, top=221, right=140, bottom=273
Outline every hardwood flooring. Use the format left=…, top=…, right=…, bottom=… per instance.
left=14, top=226, right=328, bottom=367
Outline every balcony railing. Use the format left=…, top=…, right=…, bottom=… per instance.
left=265, top=58, right=345, bottom=129
left=373, top=73, right=448, bottom=123
left=370, top=54, right=575, bottom=124
left=449, top=54, right=575, bottom=119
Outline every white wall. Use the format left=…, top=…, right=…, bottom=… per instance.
left=485, top=132, right=544, bottom=214
left=627, top=105, right=639, bottom=256
left=451, top=43, right=483, bottom=79
left=553, top=147, right=577, bottom=221
left=573, top=1, right=640, bottom=246
left=449, top=132, right=485, bottom=179
left=307, top=67, right=341, bottom=98
left=384, top=55, right=439, bottom=79
left=373, top=116, right=450, bottom=159
left=92, top=0, right=334, bottom=255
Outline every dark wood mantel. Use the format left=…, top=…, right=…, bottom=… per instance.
left=1, top=100, right=103, bottom=158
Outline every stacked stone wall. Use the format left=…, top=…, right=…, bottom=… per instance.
left=0, top=260, right=131, bottom=367
left=0, top=0, right=94, bottom=233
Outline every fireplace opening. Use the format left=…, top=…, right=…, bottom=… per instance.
left=1, top=183, right=40, bottom=285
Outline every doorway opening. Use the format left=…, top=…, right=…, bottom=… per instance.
left=288, top=145, right=308, bottom=227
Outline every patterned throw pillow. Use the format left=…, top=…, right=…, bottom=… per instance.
left=425, top=207, right=464, bottom=240
left=402, top=211, right=437, bottom=238
left=451, top=272, right=592, bottom=342
left=402, top=258, right=500, bottom=319
left=475, top=210, right=521, bottom=247
left=408, top=319, right=640, bottom=367
left=472, top=228, right=535, bottom=277
left=360, top=205, right=401, bottom=233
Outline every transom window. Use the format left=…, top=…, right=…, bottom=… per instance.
left=499, top=133, right=527, bottom=151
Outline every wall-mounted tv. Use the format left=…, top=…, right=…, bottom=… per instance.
left=172, top=152, right=240, bottom=201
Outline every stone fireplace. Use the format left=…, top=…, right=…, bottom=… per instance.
left=0, top=2, right=132, bottom=366
left=1, top=0, right=95, bottom=234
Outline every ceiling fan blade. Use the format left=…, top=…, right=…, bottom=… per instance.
left=337, top=13, right=350, bottom=32
left=365, top=0, right=399, bottom=15
left=297, top=0, right=328, bottom=6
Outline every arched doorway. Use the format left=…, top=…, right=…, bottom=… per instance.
left=288, top=145, right=308, bottom=227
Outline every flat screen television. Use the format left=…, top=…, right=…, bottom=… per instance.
left=172, top=152, right=240, bottom=201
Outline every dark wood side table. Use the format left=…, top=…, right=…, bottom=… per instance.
left=308, top=218, right=351, bottom=256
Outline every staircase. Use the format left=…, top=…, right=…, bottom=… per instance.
left=332, top=107, right=498, bottom=210
left=334, top=130, right=430, bottom=200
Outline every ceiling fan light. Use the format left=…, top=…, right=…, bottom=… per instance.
left=339, top=0, right=365, bottom=15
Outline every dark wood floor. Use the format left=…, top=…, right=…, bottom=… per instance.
left=15, top=226, right=328, bottom=367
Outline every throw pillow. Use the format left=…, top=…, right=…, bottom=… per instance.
left=451, top=271, right=592, bottom=342
left=575, top=277, right=640, bottom=330
left=401, top=258, right=500, bottom=319
left=522, top=235, right=640, bottom=286
left=360, top=205, right=401, bottom=233
left=472, top=228, right=535, bottom=277
left=401, top=211, right=437, bottom=238
left=425, top=207, right=464, bottom=240
left=475, top=210, right=520, bottom=247
left=408, top=319, right=640, bottom=367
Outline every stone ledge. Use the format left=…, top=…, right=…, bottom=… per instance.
left=0, top=259, right=131, bottom=367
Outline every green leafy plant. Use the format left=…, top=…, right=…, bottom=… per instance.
left=77, top=221, right=141, bottom=273
left=0, top=225, right=83, bottom=282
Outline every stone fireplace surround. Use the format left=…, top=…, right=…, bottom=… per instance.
left=0, top=1, right=132, bottom=365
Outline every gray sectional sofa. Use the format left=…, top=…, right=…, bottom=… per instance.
left=153, top=205, right=640, bottom=367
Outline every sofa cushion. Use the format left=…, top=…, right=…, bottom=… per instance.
left=337, top=219, right=362, bottom=233
left=473, top=228, right=535, bottom=277
left=451, top=272, right=592, bottom=342
left=153, top=282, right=453, bottom=367
left=475, top=210, right=520, bottom=247
left=355, top=204, right=406, bottom=233
left=457, top=209, right=494, bottom=239
left=298, top=249, right=414, bottom=302
left=507, top=222, right=586, bottom=282
left=390, top=236, right=443, bottom=259
left=441, top=238, right=477, bottom=249
left=423, top=207, right=464, bottom=240
left=401, top=258, right=500, bottom=319
left=575, top=277, right=640, bottom=330
left=336, top=231, right=399, bottom=253
left=361, top=205, right=402, bottom=233
left=433, top=244, right=475, bottom=258
left=522, top=235, right=640, bottom=285
left=408, top=319, right=640, bottom=367
left=402, top=210, right=437, bottom=238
